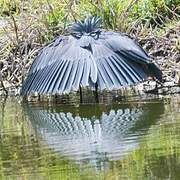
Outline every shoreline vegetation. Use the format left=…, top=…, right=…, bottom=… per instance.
left=0, top=0, right=179, bottom=98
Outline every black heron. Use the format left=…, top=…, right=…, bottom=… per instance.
left=21, top=17, right=162, bottom=99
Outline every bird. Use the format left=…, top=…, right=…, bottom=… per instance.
left=21, top=16, right=162, bottom=96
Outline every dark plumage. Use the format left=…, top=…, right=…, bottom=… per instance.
left=21, top=16, right=162, bottom=95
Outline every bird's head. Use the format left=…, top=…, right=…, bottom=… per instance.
left=70, top=16, right=102, bottom=39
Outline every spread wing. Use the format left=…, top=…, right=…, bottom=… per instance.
left=21, top=30, right=162, bottom=95
left=92, top=42, right=148, bottom=90
left=21, top=36, right=98, bottom=95
left=99, top=31, right=162, bottom=81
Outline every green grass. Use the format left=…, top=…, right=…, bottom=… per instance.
left=0, top=0, right=179, bottom=30
left=0, top=0, right=179, bottom=43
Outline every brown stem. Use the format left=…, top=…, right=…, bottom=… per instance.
left=10, top=14, right=19, bottom=45
left=0, top=81, right=8, bottom=95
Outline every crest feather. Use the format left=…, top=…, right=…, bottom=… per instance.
left=70, top=16, right=102, bottom=34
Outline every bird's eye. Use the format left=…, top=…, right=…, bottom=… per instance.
left=77, top=33, right=83, bottom=38
left=73, top=33, right=82, bottom=39
left=90, top=32, right=97, bottom=37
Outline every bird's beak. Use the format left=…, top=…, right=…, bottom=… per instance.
left=78, top=36, right=93, bottom=53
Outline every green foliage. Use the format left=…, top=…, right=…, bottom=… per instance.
left=0, top=0, right=179, bottom=37
left=74, top=0, right=179, bottom=30
left=0, top=0, right=20, bottom=16
left=129, top=0, right=180, bottom=27
left=76, top=0, right=121, bottom=29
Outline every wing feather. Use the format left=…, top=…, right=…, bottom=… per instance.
left=100, top=31, right=150, bottom=64
left=92, top=44, right=129, bottom=89
left=100, top=31, right=162, bottom=81
left=81, top=57, right=91, bottom=86
left=58, top=60, right=73, bottom=93
left=104, top=57, right=128, bottom=87
left=90, top=55, right=98, bottom=83
left=96, top=68, right=106, bottom=90
left=21, top=71, right=39, bottom=95
left=120, top=56, right=147, bottom=80
left=40, top=60, right=65, bottom=93
left=36, top=48, right=67, bottom=93
left=29, top=36, right=69, bottom=74
left=28, top=67, right=47, bottom=93
left=72, top=59, right=84, bottom=90
left=102, top=57, right=123, bottom=88
left=111, top=55, right=139, bottom=83
left=96, top=58, right=114, bottom=89
left=42, top=60, right=66, bottom=93
left=64, top=60, right=79, bottom=93
left=33, top=62, right=56, bottom=92
left=52, top=60, right=70, bottom=94
left=37, top=46, right=55, bottom=71
left=112, top=55, right=142, bottom=82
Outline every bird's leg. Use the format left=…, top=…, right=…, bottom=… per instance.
left=38, top=94, right=41, bottom=101
left=55, top=94, right=58, bottom=103
left=79, top=85, right=83, bottom=103
left=94, top=83, right=99, bottom=103
left=22, top=95, right=28, bottom=102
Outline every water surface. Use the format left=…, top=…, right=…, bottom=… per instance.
left=0, top=96, right=180, bottom=179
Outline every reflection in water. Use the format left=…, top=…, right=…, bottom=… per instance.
left=26, top=103, right=163, bottom=167
left=1, top=96, right=180, bottom=179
